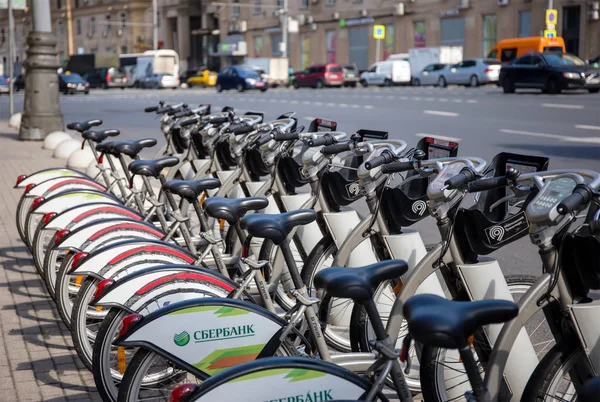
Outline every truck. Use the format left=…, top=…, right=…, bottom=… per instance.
left=407, top=46, right=463, bottom=79
left=244, top=57, right=289, bottom=87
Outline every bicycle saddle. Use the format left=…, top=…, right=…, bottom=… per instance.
left=314, top=260, right=408, bottom=303
left=66, top=119, right=102, bottom=132
left=163, top=178, right=221, bottom=201
left=129, top=156, right=180, bottom=178
left=95, top=141, right=115, bottom=154
left=240, top=210, right=316, bottom=245
left=203, top=196, right=269, bottom=225
left=403, top=294, right=518, bottom=350
left=110, top=139, right=157, bottom=158
left=82, top=129, right=119, bottom=143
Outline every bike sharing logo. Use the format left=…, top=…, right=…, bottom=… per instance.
left=484, top=212, right=529, bottom=246
left=173, top=331, right=191, bottom=347
left=488, top=226, right=505, bottom=242
left=411, top=200, right=428, bottom=216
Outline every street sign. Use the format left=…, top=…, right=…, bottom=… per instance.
left=545, top=9, right=558, bottom=25
left=544, top=29, right=557, bottom=38
left=0, top=0, right=25, bottom=9
left=373, top=24, right=385, bottom=39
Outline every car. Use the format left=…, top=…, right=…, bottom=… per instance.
left=215, top=66, right=268, bottom=92
left=140, top=73, right=179, bottom=89
left=343, top=64, right=359, bottom=87
left=0, top=76, right=9, bottom=94
left=59, top=73, right=89, bottom=95
left=590, top=55, right=600, bottom=68
left=438, top=58, right=501, bottom=87
left=14, top=74, right=25, bottom=91
left=359, top=60, right=411, bottom=87
left=84, top=67, right=128, bottom=89
left=187, top=69, right=217, bottom=88
left=499, top=52, right=600, bottom=94
left=293, top=63, right=344, bottom=89
left=412, top=63, right=448, bottom=86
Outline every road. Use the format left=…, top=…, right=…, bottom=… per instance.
left=2, top=85, right=600, bottom=277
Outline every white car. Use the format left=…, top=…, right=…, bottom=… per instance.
left=360, top=60, right=411, bottom=87
left=437, top=58, right=501, bottom=87
left=141, top=73, right=179, bottom=89
left=412, top=63, right=448, bottom=86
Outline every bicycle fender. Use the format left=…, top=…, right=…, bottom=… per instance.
left=114, top=298, right=286, bottom=378
left=30, top=189, right=119, bottom=215
left=15, top=168, right=87, bottom=189
left=22, top=176, right=105, bottom=197
left=45, top=203, right=141, bottom=231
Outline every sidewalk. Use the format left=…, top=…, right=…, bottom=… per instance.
left=0, top=122, right=100, bottom=401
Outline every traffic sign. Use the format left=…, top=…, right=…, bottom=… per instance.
left=373, top=25, right=385, bottom=39
left=544, top=29, right=557, bottom=38
left=545, top=9, right=558, bottom=25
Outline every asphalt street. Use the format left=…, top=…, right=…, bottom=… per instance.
left=2, top=85, right=600, bottom=278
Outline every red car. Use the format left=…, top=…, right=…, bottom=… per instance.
left=293, top=63, right=345, bottom=89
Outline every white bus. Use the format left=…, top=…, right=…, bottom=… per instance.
left=132, top=50, right=180, bottom=88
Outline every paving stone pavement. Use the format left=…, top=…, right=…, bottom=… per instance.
left=0, top=122, right=100, bottom=401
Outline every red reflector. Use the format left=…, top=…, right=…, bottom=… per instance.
left=449, top=141, right=459, bottom=149
left=16, top=174, right=27, bottom=186
left=241, top=243, right=249, bottom=259
left=94, top=278, right=115, bottom=299
left=31, top=197, right=45, bottom=210
left=43, top=212, right=57, bottom=225
left=119, top=313, right=143, bottom=337
left=400, top=345, right=408, bottom=362
left=25, top=183, right=36, bottom=194
left=98, top=153, right=104, bottom=164
left=424, top=137, right=434, bottom=144
left=70, top=251, right=89, bottom=272
left=55, top=229, right=70, bottom=245
left=170, top=383, right=197, bottom=402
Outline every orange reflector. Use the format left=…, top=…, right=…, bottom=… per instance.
left=117, top=346, right=127, bottom=374
left=459, top=335, right=475, bottom=363
left=393, top=281, right=403, bottom=294
left=75, top=275, right=83, bottom=286
left=219, top=219, right=225, bottom=230
left=95, top=305, right=103, bottom=312
left=199, top=193, right=207, bottom=205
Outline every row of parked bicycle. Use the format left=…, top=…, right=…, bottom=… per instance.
left=13, top=102, right=600, bottom=402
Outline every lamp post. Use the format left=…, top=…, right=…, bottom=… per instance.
left=19, top=0, right=64, bottom=140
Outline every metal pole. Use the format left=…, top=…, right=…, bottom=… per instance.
left=32, top=0, right=52, bottom=31
left=375, top=38, right=381, bottom=63
left=66, top=0, right=74, bottom=55
left=153, top=0, right=158, bottom=49
left=547, top=0, right=553, bottom=9
left=8, top=0, right=14, bottom=117
left=281, top=0, right=288, bottom=58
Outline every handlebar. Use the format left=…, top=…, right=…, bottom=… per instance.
left=144, top=106, right=158, bottom=113
left=557, top=185, right=593, bottom=215
left=365, top=150, right=396, bottom=170
left=179, top=116, right=201, bottom=127
left=272, top=130, right=299, bottom=141
left=321, top=142, right=352, bottom=155
left=228, top=121, right=254, bottom=135
left=444, top=167, right=479, bottom=190
left=308, top=134, right=336, bottom=147
left=467, top=176, right=509, bottom=193
left=381, top=161, right=416, bottom=174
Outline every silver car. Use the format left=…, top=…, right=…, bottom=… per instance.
left=412, top=63, right=448, bottom=86
left=438, top=58, right=502, bottom=87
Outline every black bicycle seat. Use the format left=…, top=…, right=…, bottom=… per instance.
left=82, top=129, right=120, bottom=143
left=403, top=294, right=518, bottom=350
left=240, top=210, right=316, bottom=245
left=129, top=156, right=180, bottom=178
left=111, top=139, right=157, bottom=158
left=203, top=196, right=268, bottom=225
left=66, top=119, right=102, bottom=132
left=314, top=260, right=408, bottom=303
left=96, top=141, right=115, bottom=154
left=163, top=178, right=221, bottom=201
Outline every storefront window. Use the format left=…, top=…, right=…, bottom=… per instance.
left=301, top=33, right=311, bottom=69
left=383, top=24, right=394, bottom=60
left=482, top=14, right=496, bottom=57
left=326, top=30, right=337, bottom=63
left=440, top=18, right=465, bottom=47
left=413, top=21, right=426, bottom=48
left=518, top=11, right=532, bottom=37
left=254, top=36, right=263, bottom=57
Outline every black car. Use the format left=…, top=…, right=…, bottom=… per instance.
left=59, top=73, right=89, bottom=95
left=215, top=66, right=268, bottom=92
left=84, top=67, right=127, bottom=89
left=500, top=52, right=600, bottom=94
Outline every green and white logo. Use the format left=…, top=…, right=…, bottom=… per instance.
left=173, top=330, right=191, bottom=347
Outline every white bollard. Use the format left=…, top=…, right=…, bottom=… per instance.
left=43, top=131, right=73, bottom=151
left=9, top=113, right=22, bottom=129
left=67, top=147, right=96, bottom=170
left=53, top=138, right=82, bottom=160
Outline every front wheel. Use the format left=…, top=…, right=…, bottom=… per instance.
left=315, top=80, right=324, bottom=89
left=438, top=76, right=447, bottom=88
left=588, top=88, right=600, bottom=94
left=360, top=80, right=368, bottom=88
left=469, top=75, right=479, bottom=87
left=412, top=78, right=421, bottom=87
left=384, top=79, right=392, bottom=87
left=546, top=78, right=562, bottom=94
left=216, top=84, right=223, bottom=93
left=502, top=79, right=516, bottom=94
left=236, top=83, right=245, bottom=92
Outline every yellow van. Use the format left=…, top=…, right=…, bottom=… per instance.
left=487, top=36, right=566, bottom=63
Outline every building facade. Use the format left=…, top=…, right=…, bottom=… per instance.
left=216, top=0, right=600, bottom=71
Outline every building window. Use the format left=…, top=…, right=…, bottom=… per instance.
left=272, top=33, right=282, bottom=57
left=482, top=14, right=496, bottom=57
left=91, top=17, right=96, bottom=35
left=106, top=15, right=111, bottom=33
left=58, top=20, right=63, bottom=35
left=253, top=0, right=261, bottom=14
left=277, top=0, right=283, bottom=8
left=232, top=0, right=240, bottom=18
left=326, top=30, right=336, bottom=63
left=254, top=35, right=263, bottom=57
left=57, top=0, right=61, bottom=9
left=413, top=21, right=425, bottom=48
left=301, top=0, right=308, bottom=8
left=440, top=17, right=465, bottom=47
left=76, top=19, right=81, bottom=35
left=326, top=0, right=334, bottom=5
left=121, top=13, right=126, bottom=29
left=384, top=24, right=394, bottom=59
left=518, top=11, right=532, bottom=38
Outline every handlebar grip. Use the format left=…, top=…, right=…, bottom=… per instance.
left=445, top=168, right=478, bottom=190
left=229, top=122, right=254, bottom=135
left=156, top=106, right=172, bottom=114
left=144, top=106, right=158, bottom=113
left=167, top=107, right=185, bottom=116
left=308, top=135, right=335, bottom=147
left=206, top=115, right=229, bottom=125
left=321, top=142, right=351, bottom=155
left=179, top=116, right=200, bottom=127
left=255, top=134, right=273, bottom=146
left=557, top=187, right=591, bottom=215
left=272, top=131, right=299, bottom=141
left=173, top=110, right=193, bottom=119
left=467, top=176, right=509, bottom=193
left=365, top=150, right=395, bottom=170
left=381, top=161, right=415, bottom=174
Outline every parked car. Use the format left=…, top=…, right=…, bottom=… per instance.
left=590, top=55, right=600, bottom=68
left=187, top=69, right=217, bottom=87
left=359, top=60, right=411, bottom=87
left=499, top=52, right=600, bottom=94
left=59, top=73, right=89, bottom=95
left=14, top=74, right=25, bottom=91
left=84, top=66, right=128, bottom=89
left=0, top=76, right=9, bottom=94
left=293, top=64, right=344, bottom=89
left=141, top=73, right=179, bottom=89
left=215, top=66, right=268, bottom=92
left=438, top=58, right=501, bottom=87
left=412, top=63, right=448, bottom=86
left=343, top=64, right=359, bottom=87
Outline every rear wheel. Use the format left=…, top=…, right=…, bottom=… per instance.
left=360, top=79, right=368, bottom=88
left=438, top=76, right=447, bottom=88
left=469, top=75, right=479, bottom=87
left=413, top=78, right=421, bottom=87
left=502, top=79, right=516, bottom=94
left=546, top=78, right=562, bottom=94
left=315, top=80, right=324, bottom=89
left=384, top=79, right=392, bottom=87
left=216, top=84, right=223, bottom=93
left=237, top=83, right=245, bottom=92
